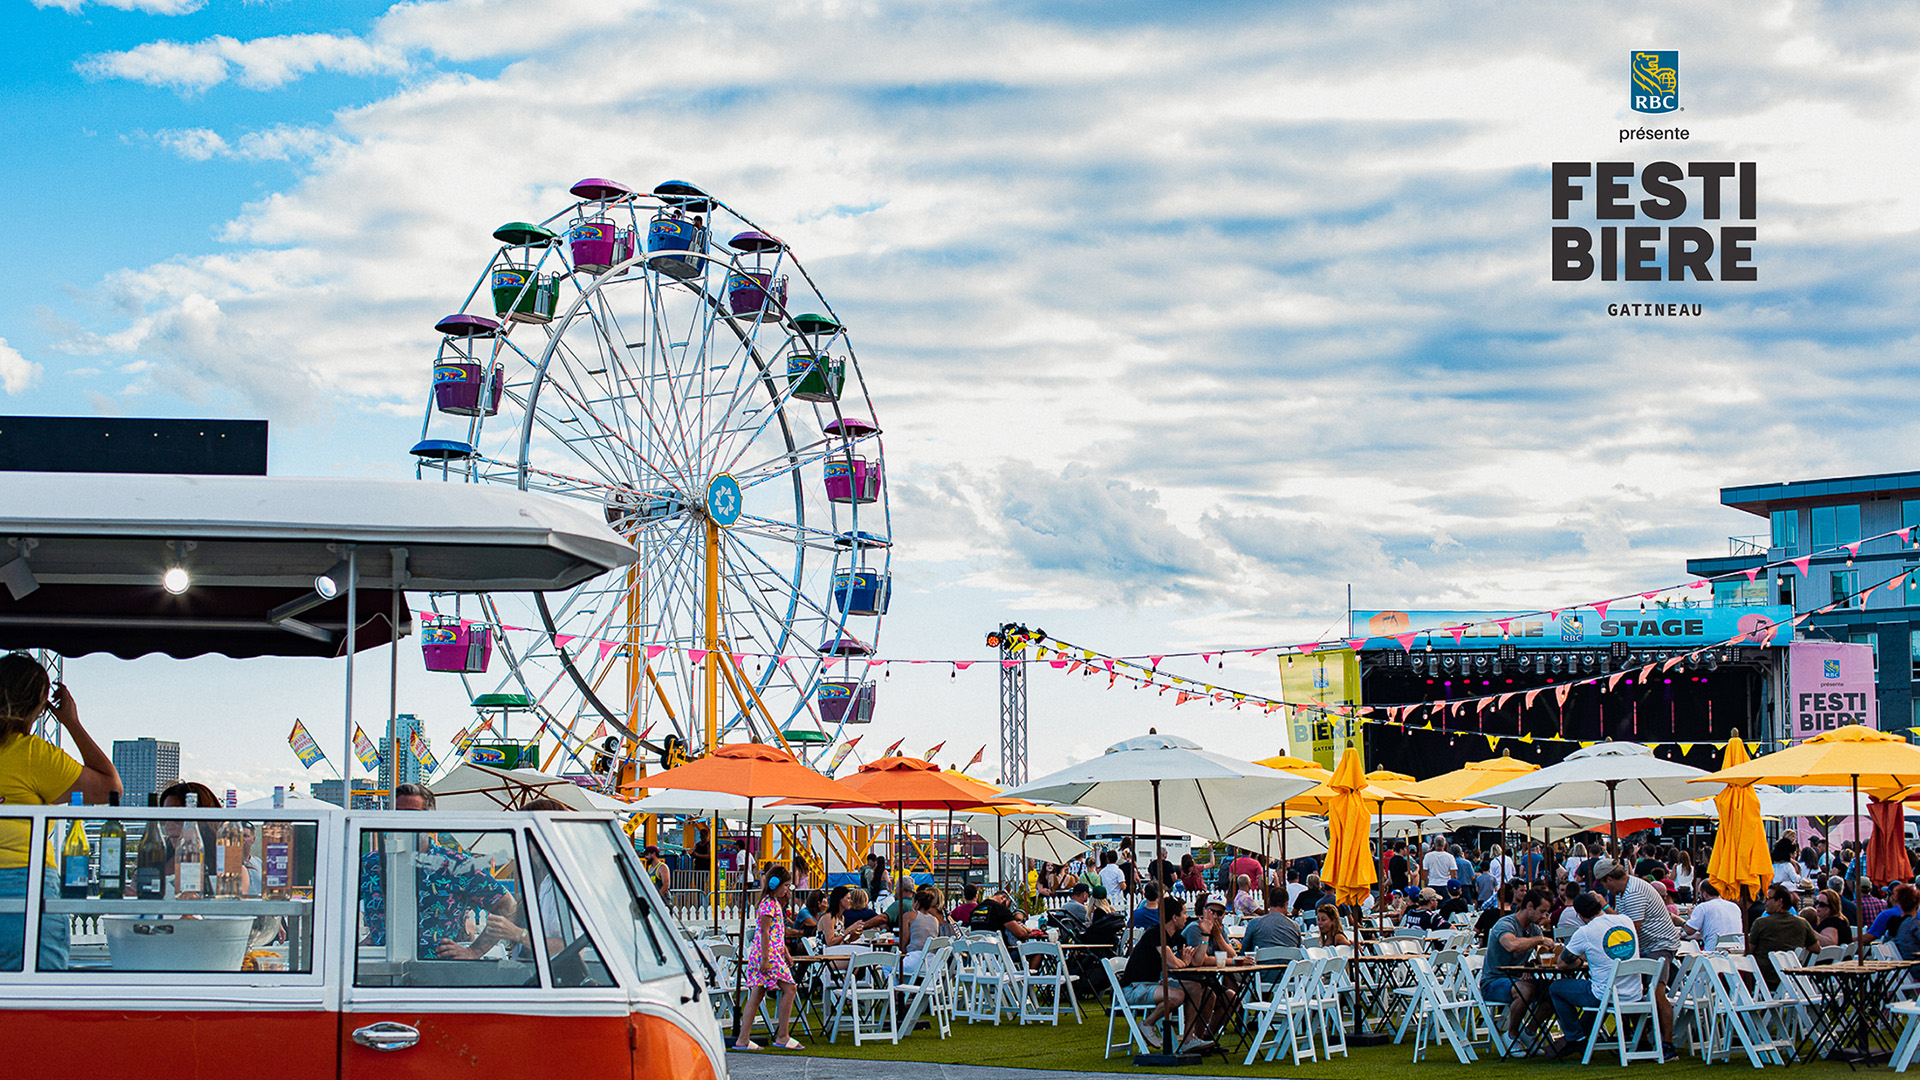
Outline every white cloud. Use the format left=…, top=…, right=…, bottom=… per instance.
left=154, top=125, right=339, bottom=161
left=34, top=0, right=204, bottom=14
left=0, top=339, right=40, bottom=394
left=80, top=33, right=407, bottom=92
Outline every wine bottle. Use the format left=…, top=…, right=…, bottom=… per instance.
left=214, top=816, right=247, bottom=897
left=60, top=792, right=91, bottom=899
left=176, top=793, right=205, bottom=900
left=98, top=792, right=125, bottom=899
left=135, top=814, right=167, bottom=900
left=262, top=786, right=292, bottom=900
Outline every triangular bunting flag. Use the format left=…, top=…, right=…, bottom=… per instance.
left=1346, top=638, right=1367, bottom=651
left=645, top=644, right=666, bottom=659
left=1447, top=626, right=1466, bottom=645
left=1791, top=556, right=1811, bottom=575
left=1525, top=688, right=1545, bottom=708
left=1554, top=684, right=1571, bottom=706
left=687, top=648, right=707, bottom=664
left=1486, top=734, right=1500, bottom=751
left=1594, top=601, right=1609, bottom=620
left=1678, top=742, right=1693, bottom=755
left=1395, top=633, right=1417, bottom=651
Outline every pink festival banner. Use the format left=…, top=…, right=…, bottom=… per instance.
left=1787, top=641, right=1876, bottom=742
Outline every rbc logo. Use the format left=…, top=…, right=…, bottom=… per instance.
left=1559, top=615, right=1584, bottom=643
left=1824, top=659, right=1842, bottom=679
left=1631, top=51, right=1678, bottom=113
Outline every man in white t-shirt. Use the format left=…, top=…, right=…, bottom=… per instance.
left=1683, top=880, right=1744, bottom=949
left=1422, top=838, right=1457, bottom=889
left=1550, top=892, right=1639, bottom=1054
left=1284, top=868, right=1308, bottom=910
left=1099, top=850, right=1126, bottom=901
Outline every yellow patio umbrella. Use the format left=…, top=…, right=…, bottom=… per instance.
left=1324, top=747, right=1378, bottom=911
left=1253, top=754, right=1334, bottom=870
left=1706, top=732, right=1771, bottom=909
left=1401, top=752, right=1541, bottom=887
left=1695, top=724, right=1920, bottom=953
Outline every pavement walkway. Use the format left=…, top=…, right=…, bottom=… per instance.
left=725, top=1054, right=1238, bottom=1080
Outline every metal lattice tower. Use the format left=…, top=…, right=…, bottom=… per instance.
left=989, top=623, right=1032, bottom=888
left=998, top=640, right=1028, bottom=789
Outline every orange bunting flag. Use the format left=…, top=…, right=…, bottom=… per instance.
left=1525, top=687, right=1545, bottom=708
left=1554, top=684, right=1572, bottom=707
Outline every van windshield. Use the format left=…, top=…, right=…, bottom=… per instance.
left=546, top=820, right=693, bottom=985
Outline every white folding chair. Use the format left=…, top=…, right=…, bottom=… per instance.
left=1101, top=957, right=1181, bottom=1058
left=830, top=953, right=899, bottom=1045
left=1699, top=953, right=1790, bottom=1068
left=897, top=943, right=954, bottom=1040
left=1243, top=956, right=1320, bottom=1065
left=1018, top=940, right=1082, bottom=1025
left=1890, top=1000, right=1920, bottom=1072
left=1313, top=956, right=1351, bottom=1060
left=1580, top=957, right=1665, bottom=1065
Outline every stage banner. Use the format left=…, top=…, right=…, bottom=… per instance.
left=1280, top=648, right=1363, bottom=771
left=1351, top=606, right=1793, bottom=650
left=1787, top=641, right=1877, bottom=741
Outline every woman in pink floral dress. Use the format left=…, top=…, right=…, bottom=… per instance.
left=733, top=864, right=802, bottom=1050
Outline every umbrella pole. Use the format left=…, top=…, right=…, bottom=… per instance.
left=1138, top=777, right=1190, bottom=1064
left=1852, top=775, right=1863, bottom=962
left=1500, top=807, right=1508, bottom=893
left=732, top=795, right=755, bottom=1044
left=711, top=812, right=720, bottom=935
left=1281, top=804, right=1289, bottom=873
left=1607, top=782, right=1619, bottom=860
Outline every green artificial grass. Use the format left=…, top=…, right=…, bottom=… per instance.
left=793, top=1009, right=1874, bottom=1077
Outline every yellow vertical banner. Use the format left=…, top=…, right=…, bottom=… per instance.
left=1279, top=649, right=1364, bottom=771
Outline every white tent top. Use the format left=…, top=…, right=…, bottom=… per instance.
left=235, top=791, right=341, bottom=812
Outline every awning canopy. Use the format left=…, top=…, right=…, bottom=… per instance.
left=0, top=472, right=635, bottom=659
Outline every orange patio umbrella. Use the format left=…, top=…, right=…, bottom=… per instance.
left=1706, top=732, right=1771, bottom=909
left=789, top=756, right=1012, bottom=894
left=643, top=742, right=876, bottom=1040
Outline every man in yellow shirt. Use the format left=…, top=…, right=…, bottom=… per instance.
left=0, top=654, right=123, bottom=971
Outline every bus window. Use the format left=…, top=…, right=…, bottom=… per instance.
left=354, top=829, right=529, bottom=988
left=525, top=839, right=614, bottom=987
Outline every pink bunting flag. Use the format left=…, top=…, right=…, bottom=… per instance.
left=1447, top=626, right=1465, bottom=645
left=687, top=648, right=707, bottom=664
left=954, top=661, right=974, bottom=670
left=1102, top=658, right=1114, bottom=672
left=1346, top=638, right=1367, bottom=651
left=1249, top=649, right=1268, bottom=657
left=1743, top=567, right=1761, bottom=582
left=1554, top=684, right=1571, bottom=706
left=1149, top=655, right=1164, bottom=667
left=1901, top=528, right=1913, bottom=544
left=553, top=634, right=576, bottom=651
left=1547, top=610, right=1562, bottom=622
left=731, top=653, right=745, bottom=669
left=1609, top=671, right=1628, bottom=691
left=1050, top=659, right=1069, bottom=669
left=1593, top=601, right=1609, bottom=620
left=1846, top=542, right=1862, bottom=558
left=1395, top=633, right=1417, bottom=652
left=1003, top=660, right=1020, bottom=669
left=1688, top=580, right=1706, bottom=589
left=1525, top=688, right=1545, bottom=708
left=598, top=640, right=617, bottom=661
left=1890, top=573, right=1909, bottom=593
left=1201, top=652, right=1216, bottom=664
left=1791, top=556, right=1811, bottom=575
left=1640, top=591, right=1660, bottom=600
left=1496, top=619, right=1512, bottom=636
left=645, top=644, right=666, bottom=659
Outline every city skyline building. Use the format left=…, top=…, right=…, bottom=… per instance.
left=111, top=737, right=180, bottom=803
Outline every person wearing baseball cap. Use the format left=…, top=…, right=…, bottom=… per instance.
left=1597, top=857, right=1681, bottom=1060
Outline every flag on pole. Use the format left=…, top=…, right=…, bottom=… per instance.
left=827, top=736, right=861, bottom=773
left=882, top=737, right=905, bottom=758
left=288, top=720, right=326, bottom=769
left=409, top=729, right=439, bottom=774
left=963, top=745, right=986, bottom=771
left=925, top=741, right=946, bottom=761
left=352, top=725, right=382, bottom=771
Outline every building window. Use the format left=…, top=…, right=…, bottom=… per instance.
left=1911, top=626, right=1920, bottom=682
left=1905, top=500, right=1920, bottom=533
left=1772, top=510, right=1800, bottom=556
left=1713, top=579, right=1768, bottom=607
left=1778, top=574, right=1796, bottom=610
left=1812, top=504, right=1862, bottom=550
left=1832, top=570, right=1860, bottom=610
left=1852, top=630, right=1879, bottom=675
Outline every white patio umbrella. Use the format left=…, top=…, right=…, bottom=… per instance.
left=430, top=761, right=614, bottom=812
left=1001, top=731, right=1317, bottom=1065
left=1215, top=814, right=1330, bottom=860
left=1470, top=741, right=1721, bottom=850
left=967, top=815, right=1091, bottom=866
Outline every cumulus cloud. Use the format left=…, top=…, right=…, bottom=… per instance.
left=0, top=339, right=40, bottom=394
left=52, top=0, right=1920, bottom=620
left=34, top=0, right=203, bottom=14
left=80, top=33, right=406, bottom=92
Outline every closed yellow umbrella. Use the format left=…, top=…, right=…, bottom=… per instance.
left=1706, top=732, right=1771, bottom=904
left=1325, top=748, right=1378, bottom=908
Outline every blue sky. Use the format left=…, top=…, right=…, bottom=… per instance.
left=8, top=0, right=1920, bottom=797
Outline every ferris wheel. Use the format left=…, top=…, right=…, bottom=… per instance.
left=409, top=177, right=889, bottom=773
